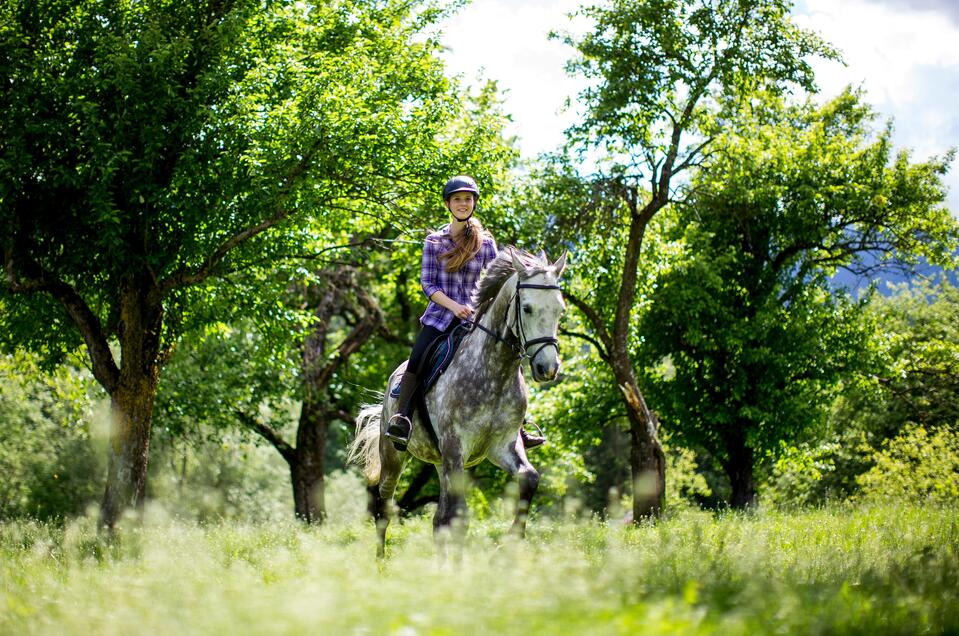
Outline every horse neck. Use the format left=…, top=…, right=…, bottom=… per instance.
left=461, top=274, right=520, bottom=375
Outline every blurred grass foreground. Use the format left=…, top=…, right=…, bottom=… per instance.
left=2, top=502, right=958, bottom=635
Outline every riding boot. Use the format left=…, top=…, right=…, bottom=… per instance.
left=521, top=420, right=546, bottom=449
left=385, top=371, right=418, bottom=451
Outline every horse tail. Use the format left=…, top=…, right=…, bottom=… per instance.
left=348, top=404, right=382, bottom=484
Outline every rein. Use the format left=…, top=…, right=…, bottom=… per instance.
left=464, top=280, right=562, bottom=361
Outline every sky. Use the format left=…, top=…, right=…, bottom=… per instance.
left=438, top=0, right=959, bottom=214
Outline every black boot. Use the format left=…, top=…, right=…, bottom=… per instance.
left=385, top=371, right=418, bottom=451
left=521, top=420, right=546, bottom=449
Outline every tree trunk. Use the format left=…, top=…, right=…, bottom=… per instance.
left=99, top=281, right=163, bottom=530
left=723, top=429, right=756, bottom=509
left=614, top=363, right=666, bottom=520
left=291, top=399, right=327, bottom=524
left=613, top=198, right=666, bottom=521
left=100, top=374, right=159, bottom=530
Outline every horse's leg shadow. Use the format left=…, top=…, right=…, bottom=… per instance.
left=489, top=434, right=540, bottom=538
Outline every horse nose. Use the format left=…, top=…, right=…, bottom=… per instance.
left=535, top=360, right=559, bottom=381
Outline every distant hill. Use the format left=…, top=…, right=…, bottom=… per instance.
left=830, top=255, right=958, bottom=296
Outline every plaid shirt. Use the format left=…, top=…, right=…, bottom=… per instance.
left=420, top=225, right=498, bottom=330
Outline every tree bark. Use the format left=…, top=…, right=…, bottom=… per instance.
left=291, top=399, right=327, bottom=524
left=723, top=429, right=756, bottom=509
left=614, top=365, right=666, bottom=519
left=99, top=281, right=163, bottom=530
left=614, top=195, right=667, bottom=521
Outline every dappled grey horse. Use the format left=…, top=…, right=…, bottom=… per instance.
left=349, top=249, right=567, bottom=557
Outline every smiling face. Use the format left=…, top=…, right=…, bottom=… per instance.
left=445, top=191, right=476, bottom=221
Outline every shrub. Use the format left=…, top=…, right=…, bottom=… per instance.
left=857, top=424, right=959, bottom=502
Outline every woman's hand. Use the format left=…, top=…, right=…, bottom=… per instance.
left=453, top=303, right=474, bottom=320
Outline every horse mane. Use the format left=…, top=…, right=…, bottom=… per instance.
left=473, top=248, right=550, bottom=319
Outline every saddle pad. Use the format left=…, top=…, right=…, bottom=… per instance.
left=391, top=323, right=470, bottom=398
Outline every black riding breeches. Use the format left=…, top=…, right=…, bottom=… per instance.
left=408, top=319, right=460, bottom=376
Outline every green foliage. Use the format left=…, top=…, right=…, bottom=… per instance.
left=664, top=443, right=712, bottom=509
left=146, top=433, right=293, bottom=523
left=0, top=0, right=487, bottom=361
left=766, top=276, right=959, bottom=507
left=561, top=0, right=835, bottom=157
left=1, top=504, right=957, bottom=633
left=0, top=352, right=103, bottom=520
left=637, top=89, right=957, bottom=501
left=857, top=425, right=959, bottom=503
left=857, top=277, right=959, bottom=435
left=761, top=430, right=875, bottom=508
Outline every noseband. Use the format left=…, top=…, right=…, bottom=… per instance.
left=466, top=280, right=562, bottom=361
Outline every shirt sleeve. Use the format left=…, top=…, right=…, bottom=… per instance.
left=421, top=237, right=442, bottom=300
left=483, top=236, right=498, bottom=268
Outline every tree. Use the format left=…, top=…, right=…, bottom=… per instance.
left=550, top=0, right=835, bottom=519
left=0, top=0, right=471, bottom=529
left=857, top=277, right=959, bottom=434
left=156, top=259, right=393, bottom=523
left=638, top=89, right=958, bottom=507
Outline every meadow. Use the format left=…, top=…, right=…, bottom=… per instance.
left=2, top=501, right=957, bottom=635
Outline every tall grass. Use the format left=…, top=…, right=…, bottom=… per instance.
left=2, top=501, right=957, bottom=635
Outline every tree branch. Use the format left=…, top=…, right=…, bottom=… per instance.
left=159, top=148, right=320, bottom=292
left=4, top=250, right=120, bottom=392
left=564, top=289, right=613, bottom=354
left=235, top=409, right=295, bottom=464
left=559, top=329, right=610, bottom=362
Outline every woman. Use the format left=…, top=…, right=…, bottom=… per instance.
left=384, top=175, right=545, bottom=451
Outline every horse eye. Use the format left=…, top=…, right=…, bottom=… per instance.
left=523, top=305, right=532, bottom=314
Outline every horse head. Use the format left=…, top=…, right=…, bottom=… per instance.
left=508, top=248, right=567, bottom=382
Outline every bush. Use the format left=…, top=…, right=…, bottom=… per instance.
left=857, top=424, right=959, bottom=502
left=0, top=352, right=104, bottom=521
left=762, top=430, right=875, bottom=508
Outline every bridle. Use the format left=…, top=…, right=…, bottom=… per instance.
left=465, top=278, right=562, bottom=361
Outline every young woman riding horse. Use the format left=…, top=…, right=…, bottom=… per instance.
left=385, top=175, right=544, bottom=451
left=350, top=176, right=567, bottom=557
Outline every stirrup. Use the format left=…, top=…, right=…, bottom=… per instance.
left=385, top=413, right=412, bottom=451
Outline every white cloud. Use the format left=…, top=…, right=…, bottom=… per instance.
left=796, top=0, right=959, bottom=213
left=438, top=1, right=959, bottom=214
left=439, top=0, right=588, bottom=158
left=863, top=0, right=959, bottom=25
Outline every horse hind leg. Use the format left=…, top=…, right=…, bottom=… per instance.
left=371, top=437, right=408, bottom=559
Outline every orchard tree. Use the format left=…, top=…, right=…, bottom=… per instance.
left=638, top=89, right=958, bottom=507
left=153, top=80, right=518, bottom=524
left=0, top=0, right=478, bottom=529
left=552, top=0, right=835, bottom=519
left=156, top=261, right=391, bottom=523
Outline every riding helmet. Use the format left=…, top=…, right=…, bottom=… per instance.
left=442, top=175, right=480, bottom=201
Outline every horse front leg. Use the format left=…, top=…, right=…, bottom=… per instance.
left=434, top=438, right=468, bottom=559
left=489, top=434, right=540, bottom=538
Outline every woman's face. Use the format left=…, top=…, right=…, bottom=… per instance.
left=446, top=192, right=476, bottom=221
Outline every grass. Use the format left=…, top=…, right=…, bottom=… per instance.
left=1, top=502, right=958, bottom=635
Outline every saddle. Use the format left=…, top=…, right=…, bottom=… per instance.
left=391, top=322, right=471, bottom=399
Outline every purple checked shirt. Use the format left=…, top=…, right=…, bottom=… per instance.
left=420, top=225, right=498, bottom=330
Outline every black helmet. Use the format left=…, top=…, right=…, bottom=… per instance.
left=442, top=175, right=480, bottom=201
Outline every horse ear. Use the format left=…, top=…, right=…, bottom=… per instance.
left=552, top=250, right=568, bottom=278
left=510, top=248, right=527, bottom=276
left=538, top=249, right=547, bottom=263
